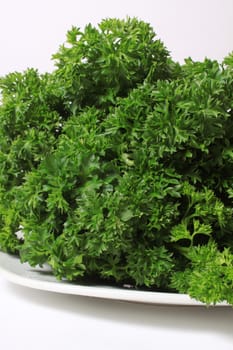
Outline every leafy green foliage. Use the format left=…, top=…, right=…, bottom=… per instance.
left=52, top=17, right=172, bottom=111
left=171, top=241, right=233, bottom=305
left=0, top=68, right=65, bottom=252
left=1, top=17, right=233, bottom=305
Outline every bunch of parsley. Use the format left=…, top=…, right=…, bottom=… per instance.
left=1, top=17, right=233, bottom=305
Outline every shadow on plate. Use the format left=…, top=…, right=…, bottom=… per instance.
left=5, top=280, right=233, bottom=341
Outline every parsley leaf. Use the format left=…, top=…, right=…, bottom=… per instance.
left=1, top=18, right=233, bottom=305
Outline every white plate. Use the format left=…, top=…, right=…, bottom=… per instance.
left=0, top=251, right=229, bottom=307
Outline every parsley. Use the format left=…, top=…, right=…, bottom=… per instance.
left=1, top=17, right=233, bottom=305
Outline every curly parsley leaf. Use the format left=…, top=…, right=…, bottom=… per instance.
left=1, top=17, right=233, bottom=305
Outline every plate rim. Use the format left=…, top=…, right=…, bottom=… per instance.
left=0, top=251, right=229, bottom=307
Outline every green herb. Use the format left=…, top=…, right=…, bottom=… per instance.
left=0, top=17, right=233, bottom=305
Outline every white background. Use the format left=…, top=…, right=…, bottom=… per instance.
left=0, top=0, right=233, bottom=75
left=0, top=1, right=233, bottom=349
